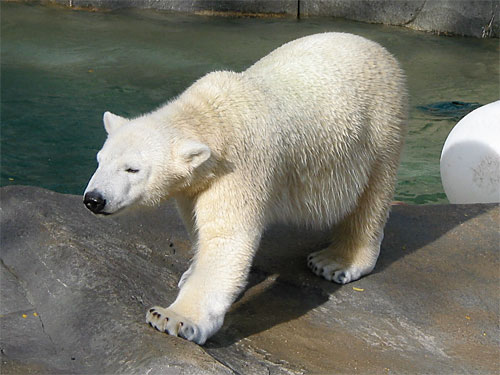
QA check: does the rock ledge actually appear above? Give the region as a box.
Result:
[1,186,498,374]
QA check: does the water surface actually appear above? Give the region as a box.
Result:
[1,3,499,203]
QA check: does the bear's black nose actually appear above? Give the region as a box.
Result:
[83,191,106,214]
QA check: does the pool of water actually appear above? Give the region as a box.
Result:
[1,3,499,204]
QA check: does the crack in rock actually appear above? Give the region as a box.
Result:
[202,349,241,375]
[36,312,58,355]
[0,258,58,355]
[403,0,427,26]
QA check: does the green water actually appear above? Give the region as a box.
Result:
[1,3,499,204]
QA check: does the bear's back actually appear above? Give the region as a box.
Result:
[238,32,407,166]
[243,33,406,136]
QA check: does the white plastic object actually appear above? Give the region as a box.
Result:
[440,100,500,204]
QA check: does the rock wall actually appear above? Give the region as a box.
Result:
[45,0,499,37]
[302,0,499,37]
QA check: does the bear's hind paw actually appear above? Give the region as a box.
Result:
[307,250,365,284]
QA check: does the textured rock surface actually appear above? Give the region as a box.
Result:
[301,0,499,37]
[46,0,499,37]
[1,186,499,374]
[55,0,299,16]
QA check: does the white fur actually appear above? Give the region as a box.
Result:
[85,33,407,345]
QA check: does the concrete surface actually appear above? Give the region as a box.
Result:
[42,0,499,37]
[1,185,499,374]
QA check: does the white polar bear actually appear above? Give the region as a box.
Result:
[84,33,407,345]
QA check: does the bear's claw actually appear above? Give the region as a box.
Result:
[307,249,363,284]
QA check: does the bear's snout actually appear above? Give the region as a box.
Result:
[84,191,106,214]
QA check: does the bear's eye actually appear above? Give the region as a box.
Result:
[125,168,140,173]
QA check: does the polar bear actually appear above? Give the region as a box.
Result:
[84,33,407,345]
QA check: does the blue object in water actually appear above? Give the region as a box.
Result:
[417,101,482,121]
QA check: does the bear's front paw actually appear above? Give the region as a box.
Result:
[146,306,207,345]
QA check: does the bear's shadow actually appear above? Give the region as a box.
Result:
[205,204,491,348]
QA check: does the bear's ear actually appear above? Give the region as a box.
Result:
[178,139,211,170]
[103,111,127,135]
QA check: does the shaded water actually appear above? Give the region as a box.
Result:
[1,3,499,204]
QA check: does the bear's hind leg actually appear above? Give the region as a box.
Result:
[307,157,397,284]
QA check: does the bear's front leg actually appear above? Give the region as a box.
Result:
[146,210,262,345]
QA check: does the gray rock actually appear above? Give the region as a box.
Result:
[1,186,499,374]
[301,0,426,25]
[50,0,499,37]
[410,0,499,37]
[67,0,298,16]
[301,0,499,37]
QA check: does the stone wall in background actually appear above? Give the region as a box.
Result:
[302,0,499,37]
[39,0,500,37]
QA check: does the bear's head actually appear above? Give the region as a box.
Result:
[83,111,211,215]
